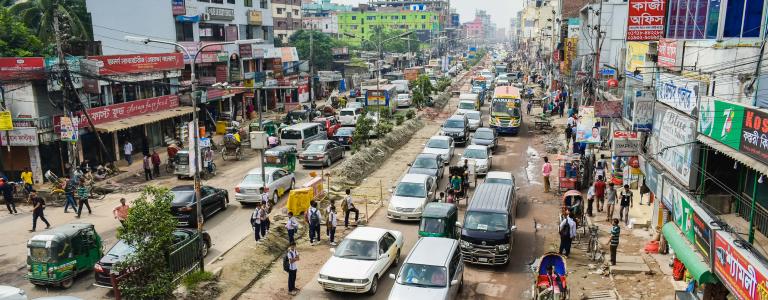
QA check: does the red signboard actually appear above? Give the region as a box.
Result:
[172,0,185,15]
[613,130,639,139]
[658,39,678,68]
[54,95,180,129]
[713,231,768,300]
[626,0,667,41]
[0,57,45,80]
[88,53,184,75]
[740,107,768,165]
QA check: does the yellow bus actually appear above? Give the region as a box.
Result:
[490,86,523,135]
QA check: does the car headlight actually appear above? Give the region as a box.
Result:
[460,240,472,249]
[498,244,510,252]
[319,274,329,280]
[388,203,396,211]
[353,278,370,284]
[414,206,423,213]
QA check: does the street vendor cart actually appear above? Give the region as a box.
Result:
[556,154,583,193]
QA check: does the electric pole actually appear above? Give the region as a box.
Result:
[593,0,603,81]
[309,26,314,106]
[52,3,78,178]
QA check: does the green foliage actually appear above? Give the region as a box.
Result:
[405,109,416,120]
[360,26,419,53]
[0,8,44,57]
[288,29,346,70]
[375,120,393,137]
[352,111,373,151]
[182,271,215,289]
[436,78,451,92]
[395,114,405,125]
[376,106,392,120]
[116,186,178,300]
[10,0,91,44]
[411,75,433,108]
[412,90,425,109]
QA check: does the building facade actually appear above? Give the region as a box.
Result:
[302,15,338,34]
[337,10,440,46]
[272,0,303,42]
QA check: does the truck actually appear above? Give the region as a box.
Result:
[363,84,398,113]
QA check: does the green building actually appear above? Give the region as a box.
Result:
[337,11,441,46]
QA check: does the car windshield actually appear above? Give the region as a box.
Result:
[107,240,136,258]
[29,247,52,262]
[281,129,302,140]
[459,102,475,109]
[444,119,464,128]
[464,212,508,232]
[305,143,326,152]
[334,239,378,260]
[176,154,189,164]
[491,100,522,118]
[420,217,446,234]
[395,182,427,198]
[336,128,354,136]
[463,148,488,159]
[241,174,267,185]
[397,263,448,287]
[171,190,195,205]
[426,139,449,149]
[486,178,513,185]
[340,110,354,116]
[465,112,480,120]
[474,131,494,139]
[412,157,437,169]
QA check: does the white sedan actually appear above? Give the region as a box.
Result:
[318,227,404,294]
[396,93,412,107]
[234,167,295,205]
[422,136,455,165]
[461,145,492,176]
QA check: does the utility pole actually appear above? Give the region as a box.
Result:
[52,2,78,178]
[593,0,603,81]
[309,26,315,106]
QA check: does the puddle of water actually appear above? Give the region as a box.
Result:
[525,146,541,185]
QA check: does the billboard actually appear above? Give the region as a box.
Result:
[88,53,184,75]
[0,57,45,80]
[649,105,697,187]
[626,0,667,41]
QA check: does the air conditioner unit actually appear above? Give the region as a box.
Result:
[201,13,211,21]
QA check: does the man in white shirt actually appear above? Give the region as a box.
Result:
[328,205,338,246]
[123,141,133,165]
[343,189,359,228]
[250,202,263,242]
[285,211,299,244]
[287,242,300,295]
[558,210,577,257]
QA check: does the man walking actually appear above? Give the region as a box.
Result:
[586,184,595,217]
[594,176,606,212]
[75,181,92,218]
[526,100,533,115]
[307,201,322,245]
[113,198,129,225]
[250,202,264,242]
[343,189,359,228]
[559,210,576,257]
[605,183,617,221]
[328,205,338,246]
[20,168,34,192]
[285,211,299,244]
[123,141,133,165]
[619,184,633,225]
[63,179,77,213]
[143,155,153,181]
[1,179,17,214]
[286,242,300,295]
[29,190,50,232]
[151,150,161,177]
[610,218,620,265]
[542,157,553,193]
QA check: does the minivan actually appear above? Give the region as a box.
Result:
[388,237,464,300]
[458,183,517,265]
[280,123,325,150]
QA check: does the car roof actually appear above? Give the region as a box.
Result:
[406,237,458,266]
[486,171,513,180]
[340,107,356,111]
[428,135,451,141]
[400,173,431,183]
[30,223,95,243]
[476,128,494,133]
[468,183,513,213]
[466,144,488,151]
[308,139,332,145]
[346,227,390,241]
[447,115,465,120]
[422,203,457,218]
[416,153,440,159]
[246,167,281,174]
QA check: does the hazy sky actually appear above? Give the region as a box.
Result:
[331,0,524,29]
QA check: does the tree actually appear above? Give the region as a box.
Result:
[116,186,178,299]
[0,8,44,57]
[10,0,91,44]
[352,111,373,151]
[288,29,343,71]
[411,75,433,108]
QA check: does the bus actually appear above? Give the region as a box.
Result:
[490,86,523,135]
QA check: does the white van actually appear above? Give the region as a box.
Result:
[280,123,324,150]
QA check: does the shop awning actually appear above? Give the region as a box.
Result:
[662,222,719,284]
[698,135,768,176]
[94,106,195,133]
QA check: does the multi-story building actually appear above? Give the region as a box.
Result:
[302,0,352,17]
[273,0,303,42]
[367,0,450,30]
[337,9,441,46]
[302,15,338,34]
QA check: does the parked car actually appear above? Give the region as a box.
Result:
[461,145,492,176]
[346,101,365,109]
[339,107,364,126]
[396,93,413,107]
[459,183,517,265]
[234,167,295,205]
[485,171,514,186]
[313,116,341,138]
[94,229,211,289]
[170,185,229,226]
[387,174,437,221]
[439,115,469,146]
[318,227,404,294]
[471,128,498,150]
[333,127,355,149]
[299,140,345,167]
[456,100,476,114]
[422,136,455,165]
[463,110,482,131]
[407,153,444,181]
[0,286,27,300]
[388,237,464,300]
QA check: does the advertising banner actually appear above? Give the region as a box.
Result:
[625,42,649,80]
[280,47,299,62]
[595,101,623,118]
[59,116,78,142]
[562,38,577,75]
[0,128,39,146]
[663,179,694,240]
[172,0,185,15]
[692,204,715,263]
[699,97,744,150]
[713,231,768,300]
[612,130,641,156]
[0,111,12,130]
[45,57,83,91]
[626,0,667,41]
[206,7,234,20]
[658,39,681,68]
[54,95,179,129]
[634,92,655,131]
[656,73,701,116]
[89,53,184,75]
[740,107,768,165]
[575,107,601,144]
[0,57,45,80]
[649,105,697,187]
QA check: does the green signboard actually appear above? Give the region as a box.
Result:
[698,98,744,150]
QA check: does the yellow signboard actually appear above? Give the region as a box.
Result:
[562,38,578,75]
[625,42,649,77]
[0,111,12,131]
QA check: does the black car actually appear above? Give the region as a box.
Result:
[94,229,211,288]
[170,185,229,227]
[333,127,355,149]
[441,115,469,145]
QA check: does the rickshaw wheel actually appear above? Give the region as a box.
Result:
[220,150,227,161]
[60,277,74,289]
[237,149,243,161]
[531,284,538,300]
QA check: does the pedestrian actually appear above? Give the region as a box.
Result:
[285,211,299,244]
[526,100,533,115]
[610,218,620,265]
[558,210,576,257]
[343,189,359,228]
[29,190,50,232]
[63,179,77,213]
[20,168,34,192]
[250,202,263,242]
[75,181,92,218]
[307,201,322,245]
[619,184,633,225]
[143,155,153,181]
[605,183,617,221]
[328,205,338,246]
[639,181,650,205]
[594,176,606,212]
[595,161,606,183]
[286,242,300,295]
[113,198,129,225]
[567,114,576,128]
[542,156,552,193]
[559,101,565,118]
[262,200,271,235]
[205,147,215,174]
[123,140,133,165]
[586,184,595,217]
[565,124,572,143]
[151,150,161,177]
[1,179,17,214]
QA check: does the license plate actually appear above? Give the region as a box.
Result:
[478,257,488,263]
[309,156,316,159]
[338,138,344,142]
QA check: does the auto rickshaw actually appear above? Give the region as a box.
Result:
[250,120,279,137]
[264,145,298,172]
[418,203,459,239]
[174,146,217,179]
[27,223,103,288]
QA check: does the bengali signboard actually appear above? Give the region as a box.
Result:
[247,10,262,25]
[88,53,184,75]
[612,130,640,156]
[626,0,667,41]
[740,107,768,165]
[699,97,744,150]
[54,95,180,129]
[172,0,185,15]
[634,91,655,131]
[575,107,601,144]
[713,231,768,300]
[649,106,697,187]
[656,73,701,116]
[206,7,234,20]
[692,204,715,263]
[562,38,577,75]
[595,101,623,118]
[658,39,681,68]
[625,42,649,80]
[0,111,12,130]
[0,128,39,146]
[0,57,45,80]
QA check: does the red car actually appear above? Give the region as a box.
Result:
[313,116,341,138]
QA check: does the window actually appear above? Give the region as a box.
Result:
[421,15,426,19]
[367,16,375,20]
[422,24,426,29]
[293,9,298,15]
[402,15,406,19]
[199,23,226,41]
[260,0,267,8]
[448,250,460,278]
[287,12,292,18]
[351,15,356,20]
[227,0,235,3]
[244,0,251,6]
[667,0,764,38]
[175,21,194,42]
[277,7,284,14]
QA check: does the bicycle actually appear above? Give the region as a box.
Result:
[165,158,176,174]
[587,225,602,262]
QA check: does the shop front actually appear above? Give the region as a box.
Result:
[0,127,43,183]
[713,230,768,300]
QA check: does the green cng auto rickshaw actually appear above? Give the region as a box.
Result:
[250,120,279,137]
[419,203,459,238]
[27,223,103,288]
[264,145,297,172]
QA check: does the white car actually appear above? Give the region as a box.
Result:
[396,93,412,107]
[485,171,515,186]
[234,167,295,204]
[456,100,476,115]
[422,136,455,165]
[461,145,492,176]
[318,227,404,294]
[339,107,364,126]
[463,110,482,131]
[0,286,27,300]
[387,174,437,221]
[388,237,463,300]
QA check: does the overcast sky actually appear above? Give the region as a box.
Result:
[331,0,524,30]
